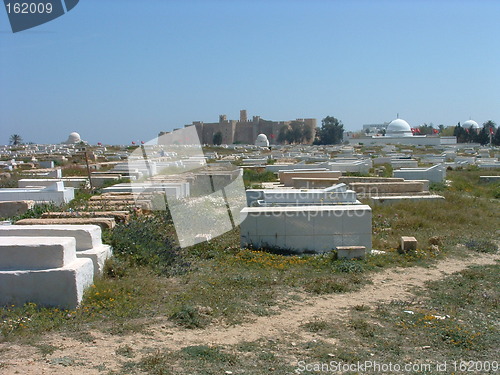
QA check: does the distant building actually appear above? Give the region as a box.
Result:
[255,133,270,147]
[462,120,480,133]
[385,119,414,137]
[64,132,82,144]
[362,122,389,135]
[350,118,457,146]
[159,110,316,145]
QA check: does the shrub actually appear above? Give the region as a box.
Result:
[335,260,365,274]
[110,211,188,275]
[464,239,498,254]
[304,277,349,294]
[12,203,58,221]
[181,345,235,363]
[103,257,127,278]
[494,186,500,199]
[170,305,211,329]
[243,169,276,188]
[430,182,447,191]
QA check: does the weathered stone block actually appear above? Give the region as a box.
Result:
[336,246,366,260]
[399,236,417,253]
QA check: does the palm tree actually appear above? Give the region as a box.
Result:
[9,134,23,146]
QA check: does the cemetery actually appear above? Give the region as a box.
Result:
[0,140,499,374]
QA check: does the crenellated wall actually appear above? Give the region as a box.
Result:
[159,111,317,145]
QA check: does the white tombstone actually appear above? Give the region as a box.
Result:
[0,237,94,309]
[0,225,112,277]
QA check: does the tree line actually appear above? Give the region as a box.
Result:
[453,120,500,145]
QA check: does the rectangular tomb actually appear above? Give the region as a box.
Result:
[240,205,372,254]
[0,236,77,270]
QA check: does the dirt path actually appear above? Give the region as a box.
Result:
[1,253,498,374]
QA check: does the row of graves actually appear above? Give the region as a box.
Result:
[0,150,243,309]
[1,141,498,310]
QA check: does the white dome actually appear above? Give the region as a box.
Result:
[386,119,413,137]
[255,133,269,147]
[66,132,81,144]
[462,120,479,129]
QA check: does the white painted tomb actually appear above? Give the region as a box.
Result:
[18,178,89,189]
[246,184,359,207]
[0,182,74,204]
[393,164,446,183]
[240,205,372,253]
[0,236,94,309]
[0,225,112,277]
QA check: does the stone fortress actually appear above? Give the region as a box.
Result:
[159,110,317,146]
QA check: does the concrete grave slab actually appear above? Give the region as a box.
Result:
[0,236,77,270]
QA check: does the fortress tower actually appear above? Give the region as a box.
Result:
[159,110,316,145]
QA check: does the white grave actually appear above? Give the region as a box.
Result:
[240,205,372,254]
[0,182,74,204]
[0,237,94,309]
[0,225,112,277]
[393,164,446,183]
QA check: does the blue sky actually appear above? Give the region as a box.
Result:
[1,0,499,145]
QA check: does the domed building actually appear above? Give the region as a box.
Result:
[255,133,270,147]
[462,120,480,130]
[64,132,82,144]
[386,118,413,137]
[350,115,457,146]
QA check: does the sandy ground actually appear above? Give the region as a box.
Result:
[1,252,498,374]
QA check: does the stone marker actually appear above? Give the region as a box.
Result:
[0,237,94,309]
[399,236,417,253]
[336,246,366,260]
